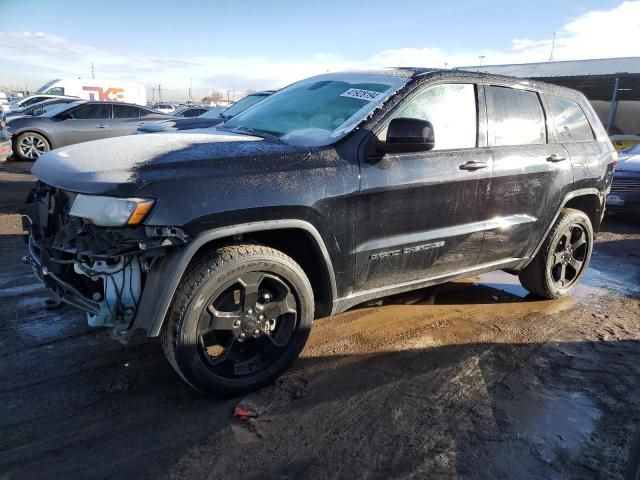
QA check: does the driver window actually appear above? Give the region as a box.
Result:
[385,83,477,150]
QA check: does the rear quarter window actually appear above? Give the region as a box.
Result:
[547,95,594,142]
[486,86,546,147]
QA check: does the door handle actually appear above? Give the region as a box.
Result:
[96,124,106,129]
[547,153,566,162]
[459,161,488,171]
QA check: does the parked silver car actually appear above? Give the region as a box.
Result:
[6,101,169,160]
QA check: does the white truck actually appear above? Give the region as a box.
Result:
[34,78,147,106]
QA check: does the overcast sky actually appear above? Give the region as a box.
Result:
[0,0,639,100]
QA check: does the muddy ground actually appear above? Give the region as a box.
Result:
[1,159,639,480]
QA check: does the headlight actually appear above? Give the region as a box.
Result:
[69,194,154,226]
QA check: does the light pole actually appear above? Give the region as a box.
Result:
[606,78,632,134]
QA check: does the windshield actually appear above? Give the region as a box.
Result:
[220,94,269,119]
[36,79,61,94]
[624,143,640,155]
[223,73,408,147]
[198,106,227,119]
[17,99,64,114]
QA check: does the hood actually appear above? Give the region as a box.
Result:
[616,153,640,173]
[139,117,224,133]
[32,129,308,195]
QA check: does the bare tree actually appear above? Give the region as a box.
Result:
[201,91,223,104]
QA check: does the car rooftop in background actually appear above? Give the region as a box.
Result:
[3,94,80,113]
[138,90,275,133]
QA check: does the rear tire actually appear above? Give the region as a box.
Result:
[161,244,314,396]
[519,208,593,299]
[14,132,50,161]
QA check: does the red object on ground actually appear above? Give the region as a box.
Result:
[233,406,257,418]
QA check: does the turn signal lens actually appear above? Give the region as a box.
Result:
[127,200,155,225]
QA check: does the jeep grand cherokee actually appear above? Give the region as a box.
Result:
[24,69,616,395]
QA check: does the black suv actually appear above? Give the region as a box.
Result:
[25,69,616,395]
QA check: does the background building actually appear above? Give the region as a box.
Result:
[462,57,640,149]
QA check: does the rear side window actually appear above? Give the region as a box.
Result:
[68,104,110,119]
[113,105,140,118]
[486,86,546,146]
[47,87,64,95]
[547,95,594,142]
[391,83,477,150]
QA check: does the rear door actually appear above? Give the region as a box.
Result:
[110,105,168,137]
[478,85,573,265]
[544,94,602,193]
[53,103,111,147]
[110,104,143,138]
[356,82,491,291]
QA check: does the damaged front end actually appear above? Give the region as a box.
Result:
[23,182,189,341]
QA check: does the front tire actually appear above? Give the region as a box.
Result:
[14,132,50,161]
[519,208,593,299]
[161,244,314,396]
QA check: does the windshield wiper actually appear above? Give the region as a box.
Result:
[225,126,284,143]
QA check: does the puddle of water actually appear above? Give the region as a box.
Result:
[16,312,75,340]
[16,294,51,312]
[499,390,601,462]
[471,264,638,304]
[470,271,530,299]
[581,264,640,298]
[0,282,46,299]
[0,270,33,287]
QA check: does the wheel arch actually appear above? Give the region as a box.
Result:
[12,129,53,152]
[564,194,603,233]
[132,219,337,338]
[518,188,604,270]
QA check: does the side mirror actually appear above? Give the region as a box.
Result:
[381,117,435,154]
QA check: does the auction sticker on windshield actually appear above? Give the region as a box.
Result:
[340,88,382,101]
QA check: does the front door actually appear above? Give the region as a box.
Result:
[53,103,111,148]
[355,82,491,291]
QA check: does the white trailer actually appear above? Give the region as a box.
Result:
[35,78,147,106]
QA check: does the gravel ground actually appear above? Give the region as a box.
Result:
[0,159,639,480]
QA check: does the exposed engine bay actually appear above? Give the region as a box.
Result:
[23,182,189,339]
